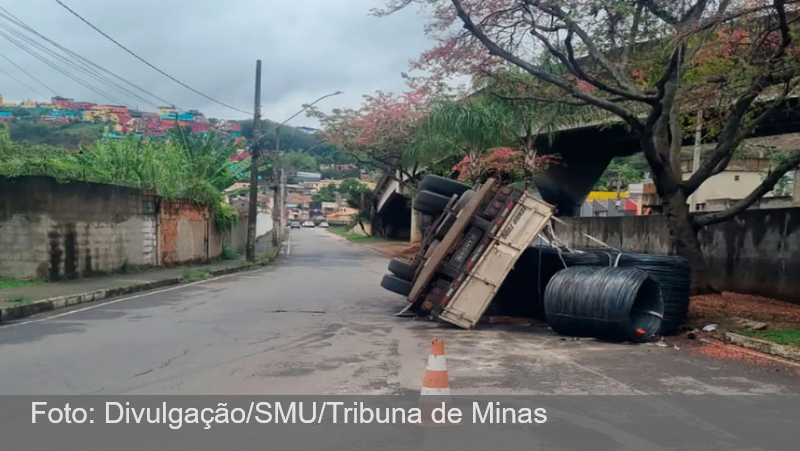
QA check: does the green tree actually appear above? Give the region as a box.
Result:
[280,150,318,173]
[321,168,343,180]
[312,183,338,202]
[382,0,800,293]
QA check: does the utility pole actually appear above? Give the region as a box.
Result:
[272,130,281,247]
[245,60,262,262]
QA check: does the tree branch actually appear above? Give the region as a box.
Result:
[452,0,644,130]
[526,0,648,99]
[622,2,644,69]
[683,0,796,195]
[641,0,679,25]
[694,151,800,228]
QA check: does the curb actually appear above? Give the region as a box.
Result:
[0,255,280,324]
[725,332,800,362]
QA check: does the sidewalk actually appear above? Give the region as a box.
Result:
[0,245,279,323]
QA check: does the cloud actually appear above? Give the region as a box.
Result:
[0,0,435,126]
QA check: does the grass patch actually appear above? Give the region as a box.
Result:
[1,296,30,304]
[181,269,212,283]
[327,227,392,243]
[0,278,42,290]
[739,328,800,348]
[222,247,241,260]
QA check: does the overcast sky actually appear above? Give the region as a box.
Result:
[0,0,435,126]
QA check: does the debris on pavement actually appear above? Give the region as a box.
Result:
[703,324,718,332]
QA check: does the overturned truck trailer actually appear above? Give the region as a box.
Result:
[380,176,554,329]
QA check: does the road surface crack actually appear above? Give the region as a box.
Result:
[131,348,190,379]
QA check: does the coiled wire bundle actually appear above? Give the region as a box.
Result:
[544,266,664,342]
[616,253,691,336]
[492,246,618,319]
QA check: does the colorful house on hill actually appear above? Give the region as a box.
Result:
[68,101,96,111]
[20,100,37,109]
[0,111,12,122]
[157,106,178,117]
[159,111,194,122]
[52,96,74,108]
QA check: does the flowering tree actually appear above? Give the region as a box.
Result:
[307,82,433,184]
[378,0,800,292]
[452,146,559,183]
[415,96,564,184]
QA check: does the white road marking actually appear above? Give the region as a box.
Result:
[1,272,246,329]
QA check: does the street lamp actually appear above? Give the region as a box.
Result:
[245,90,343,261]
[254,91,343,148]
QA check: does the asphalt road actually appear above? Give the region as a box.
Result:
[0,229,798,395]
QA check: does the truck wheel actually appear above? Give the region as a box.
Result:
[413,190,450,216]
[419,175,471,198]
[380,274,412,296]
[388,258,415,281]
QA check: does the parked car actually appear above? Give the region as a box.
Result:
[302,221,315,228]
[289,221,302,229]
[318,221,330,228]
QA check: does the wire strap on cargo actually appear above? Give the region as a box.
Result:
[550,216,620,252]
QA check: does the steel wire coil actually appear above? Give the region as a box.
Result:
[616,253,691,336]
[492,246,616,319]
[544,266,664,342]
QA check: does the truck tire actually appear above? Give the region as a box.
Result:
[419,175,471,198]
[413,190,450,216]
[388,258,415,281]
[380,274,412,296]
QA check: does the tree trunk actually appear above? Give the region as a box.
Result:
[661,190,716,295]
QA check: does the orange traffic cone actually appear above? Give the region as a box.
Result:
[417,338,459,427]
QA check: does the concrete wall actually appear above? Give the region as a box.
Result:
[224,212,271,254]
[158,199,212,265]
[0,176,227,280]
[553,208,800,303]
[0,176,158,280]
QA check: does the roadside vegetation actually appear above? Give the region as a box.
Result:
[181,269,212,283]
[740,329,800,348]
[0,124,245,232]
[327,227,390,243]
[0,278,42,290]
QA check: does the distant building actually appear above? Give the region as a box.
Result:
[52,96,74,108]
[296,172,322,183]
[319,163,355,171]
[157,106,178,117]
[297,126,317,134]
[0,111,12,122]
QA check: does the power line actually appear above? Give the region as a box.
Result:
[0,64,49,99]
[0,26,128,106]
[0,7,176,109]
[0,14,153,108]
[54,0,252,115]
[0,51,59,96]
